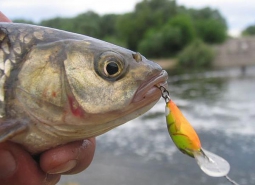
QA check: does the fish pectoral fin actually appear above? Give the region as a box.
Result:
[0,120,28,142]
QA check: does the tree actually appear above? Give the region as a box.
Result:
[138,14,196,57]
[99,14,119,39]
[33,1,228,60]
[242,25,255,36]
[71,11,101,38]
[13,19,35,24]
[195,19,227,44]
[40,11,101,38]
[116,0,177,50]
[178,39,215,68]
[40,17,71,30]
[186,7,228,44]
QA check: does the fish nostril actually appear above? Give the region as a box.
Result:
[132,52,142,63]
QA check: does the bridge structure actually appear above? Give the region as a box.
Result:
[213,36,255,68]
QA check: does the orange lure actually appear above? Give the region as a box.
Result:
[165,99,201,157]
[161,87,232,179]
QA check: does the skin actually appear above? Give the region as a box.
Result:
[0,11,96,185]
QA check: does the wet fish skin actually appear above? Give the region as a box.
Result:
[0,23,167,154]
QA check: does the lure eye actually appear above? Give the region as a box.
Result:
[104,60,120,77]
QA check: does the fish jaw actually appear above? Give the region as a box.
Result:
[132,70,168,103]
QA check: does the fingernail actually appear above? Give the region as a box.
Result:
[47,160,77,174]
[44,174,61,185]
[0,150,16,178]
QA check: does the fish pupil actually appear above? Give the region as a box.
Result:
[106,62,119,75]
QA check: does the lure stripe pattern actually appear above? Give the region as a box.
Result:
[165,99,201,157]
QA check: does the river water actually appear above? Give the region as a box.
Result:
[59,66,255,185]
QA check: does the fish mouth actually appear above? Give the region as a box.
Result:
[132,70,168,103]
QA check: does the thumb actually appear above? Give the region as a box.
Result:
[0,141,60,185]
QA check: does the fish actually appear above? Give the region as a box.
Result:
[0,23,168,154]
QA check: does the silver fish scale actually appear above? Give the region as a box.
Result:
[0,25,44,118]
[0,23,94,118]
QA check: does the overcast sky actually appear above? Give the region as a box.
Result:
[1,0,255,36]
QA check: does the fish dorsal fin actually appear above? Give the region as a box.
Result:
[0,120,28,142]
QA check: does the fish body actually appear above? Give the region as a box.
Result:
[165,99,201,157]
[0,23,168,154]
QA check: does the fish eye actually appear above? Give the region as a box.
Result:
[95,51,126,81]
[104,60,120,77]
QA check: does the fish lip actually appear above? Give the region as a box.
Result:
[132,70,168,103]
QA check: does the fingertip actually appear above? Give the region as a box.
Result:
[41,138,96,175]
[0,11,12,22]
[44,174,61,185]
[68,138,96,174]
[0,149,16,179]
[47,160,77,174]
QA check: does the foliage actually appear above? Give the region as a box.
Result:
[116,13,137,49]
[100,14,119,39]
[103,36,127,48]
[13,0,228,61]
[138,14,196,57]
[72,12,101,38]
[178,39,215,68]
[186,7,228,44]
[116,0,177,50]
[166,14,196,49]
[13,19,35,24]
[40,17,72,31]
[194,19,227,44]
[242,25,255,36]
[41,11,101,38]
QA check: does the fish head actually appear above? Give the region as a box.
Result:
[15,37,168,140]
[63,39,168,131]
[64,39,167,113]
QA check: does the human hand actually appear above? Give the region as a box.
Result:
[0,11,96,185]
[0,139,96,185]
[0,11,11,22]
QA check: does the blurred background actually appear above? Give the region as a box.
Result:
[2,0,255,184]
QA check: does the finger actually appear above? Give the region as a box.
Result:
[0,12,12,22]
[40,138,96,175]
[0,141,60,185]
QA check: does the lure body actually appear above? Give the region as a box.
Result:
[160,85,231,178]
[164,98,231,178]
[165,99,201,157]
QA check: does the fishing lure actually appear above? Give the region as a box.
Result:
[159,86,239,184]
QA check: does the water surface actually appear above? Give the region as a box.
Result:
[59,66,255,185]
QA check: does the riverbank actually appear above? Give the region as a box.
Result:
[153,58,177,70]
[154,36,255,71]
